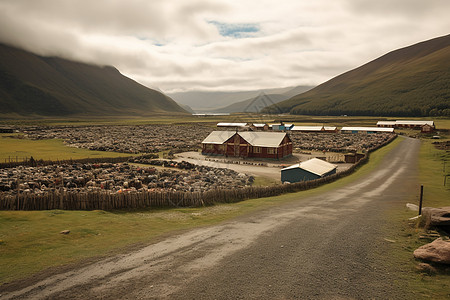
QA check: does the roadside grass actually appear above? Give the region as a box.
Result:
[251,175,279,186]
[0,133,135,161]
[381,137,450,299]
[0,136,401,284]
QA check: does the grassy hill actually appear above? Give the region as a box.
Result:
[265,34,450,117]
[0,43,187,117]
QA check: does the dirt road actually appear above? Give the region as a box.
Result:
[1,137,420,299]
[175,151,352,181]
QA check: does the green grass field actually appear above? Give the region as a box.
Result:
[0,137,401,284]
[0,133,134,162]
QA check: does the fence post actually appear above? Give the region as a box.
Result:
[418,185,423,215]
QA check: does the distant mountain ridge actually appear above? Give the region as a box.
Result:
[211,86,313,113]
[0,43,187,117]
[265,34,450,117]
[169,86,313,112]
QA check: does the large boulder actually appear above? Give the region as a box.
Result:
[414,238,450,265]
[420,206,450,232]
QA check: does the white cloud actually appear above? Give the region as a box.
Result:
[0,0,449,93]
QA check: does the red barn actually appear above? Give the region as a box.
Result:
[202,131,292,159]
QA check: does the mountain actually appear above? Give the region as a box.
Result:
[0,43,187,117]
[212,86,313,113]
[179,103,195,114]
[168,86,312,112]
[265,34,450,117]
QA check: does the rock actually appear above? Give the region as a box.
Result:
[414,238,450,265]
[420,207,450,232]
[60,230,70,234]
[406,203,419,211]
[416,262,437,275]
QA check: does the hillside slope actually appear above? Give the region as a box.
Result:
[266,34,450,117]
[0,43,187,117]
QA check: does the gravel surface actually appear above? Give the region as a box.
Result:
[175,152,353,181]
[0,136,419,300]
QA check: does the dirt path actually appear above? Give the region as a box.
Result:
[175,151,352,181]
[1,137,420,299]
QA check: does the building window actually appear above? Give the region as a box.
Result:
[206,144,213,150]
[253,146,261,153]
[267,148,275,154]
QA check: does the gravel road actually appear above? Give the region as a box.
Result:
[1,136,419,299]
[175,152,352,181]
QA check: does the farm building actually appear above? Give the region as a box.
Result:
[270,123,285,131]
[395,120,435,129]
[270,123,294,131]
[281,158,337,183]
[421,124,434,133]
[202,131,293,159]
[284,124,294,130]
[376,121,397,127]
[217,122,249,129]
[324,126,338,133]
[291,126,338,133]
[250,123,269,131]
[341,127,395,134]
[291,126,324,132]
[376,120,435,131]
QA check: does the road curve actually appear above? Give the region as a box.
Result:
[1,136,420,299]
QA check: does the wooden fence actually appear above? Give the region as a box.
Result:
[0,156,131,169]
[0,135,396,211]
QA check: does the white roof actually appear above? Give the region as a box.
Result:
[217,122,248,127]
[341,127,394,132]
[239,131,287,148]
[324,126,337,131]
[395,120,434,126]
[252,123,267,127]
[282,158,337,176]
[291,126,324,131]
[284,123,294,128]
[376,121,396,125]
[202,131,287,147]
[202,131,236,144]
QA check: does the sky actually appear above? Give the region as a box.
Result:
[0,0,449,93]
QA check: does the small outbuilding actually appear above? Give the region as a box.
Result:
[281,158,337,183]
[284,124,294,130]
[217,122,249,129]
[341,127,394,134]
[291,126,325,132]
[270,124,285,131]
[421,124,435,133]
[376,121,397,127]
[251,123,269,131]
[395,120,435,129]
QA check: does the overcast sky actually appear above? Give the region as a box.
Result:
[0,0,449,93]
